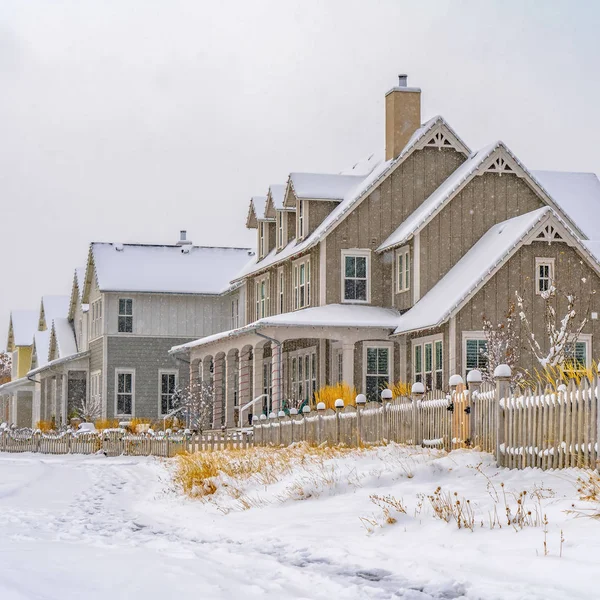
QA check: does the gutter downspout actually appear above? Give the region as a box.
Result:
[255,331,283,413]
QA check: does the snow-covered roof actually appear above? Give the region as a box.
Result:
[88,243,254,296]
[393,208,565,335]
[378,142,587,253]
[75,268,86,300]
[339,152,383,176]
[68,267,87,321]
[41,295,70,326]
[51,318,78,358]
[234,116,468,282]
[26,351,90,378]
[532,171,600,241]
[269,185,286,210]
[584,240,600,262]
[171,304,401,354]
[289,173,366,201]
[9,310,38,347]
[33,330,51,369]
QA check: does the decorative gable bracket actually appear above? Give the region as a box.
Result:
[423,131,456,150]
[524,216,572,247]
[414,120,470,156]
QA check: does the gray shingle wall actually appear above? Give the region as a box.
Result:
[105,336,191,420]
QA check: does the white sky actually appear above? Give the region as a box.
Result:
[1,0,599,350]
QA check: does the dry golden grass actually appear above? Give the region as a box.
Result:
[173,443,358,500]
[520,360,599,391]
[390,380,412,398]
[94,419,120,431]
[36,420,53,433]
[314,383,358,409]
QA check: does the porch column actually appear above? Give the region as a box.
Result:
[253,345,265,415]
[61,374,68,427]
[238,347,253,425]
[342,342,355,389]
[212,354,225,428]
[271,342,282,413]
[225,351,238,428]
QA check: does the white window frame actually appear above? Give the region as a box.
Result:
[462,331,488,379]
[255,275,270,320]
[114,369,135,417]
[412,334,444,391]
[277,266,285,314]
[289,346,317,405]
[118,298,133,333]
[535,257,555,295]
[259,222,267,259]
[231,297,239,329]
[90,370,102,411]
[158,369,179,416]
[277,211,287,250]
[297,200,307,241]
[396,246,410,293]
[564,333,592,370]
[90,298,103,340]
[341,249,371,304]
[293,257,311,310]
[363,342,394,402]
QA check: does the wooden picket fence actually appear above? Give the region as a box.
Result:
[252,372,600,472]
[0,428,252,457]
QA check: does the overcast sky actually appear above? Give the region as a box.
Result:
[1,0,599,350]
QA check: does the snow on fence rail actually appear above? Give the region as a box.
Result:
[252,368,600,472]
[0,428,253,457]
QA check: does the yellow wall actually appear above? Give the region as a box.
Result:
[16,346,33,379]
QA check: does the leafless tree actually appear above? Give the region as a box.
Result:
[481,303,521,384]
[173,378,214,432]
[516,286,592,368]
[76,395,102,423]
[0,352,11,385]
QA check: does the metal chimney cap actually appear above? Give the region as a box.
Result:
[398,74,408,87]
[176,229,192,246]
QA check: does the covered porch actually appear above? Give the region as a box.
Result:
[171,305,401,429]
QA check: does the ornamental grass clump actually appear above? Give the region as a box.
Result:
[313,383,358,409]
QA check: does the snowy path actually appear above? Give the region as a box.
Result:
[0,450,597,599]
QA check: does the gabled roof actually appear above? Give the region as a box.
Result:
[234,116,470,282]
[378,141,586,253]
[50,318,78,359]
[532,171,600,241]
[339,152,384,176]
[264,184,289,219]
[83,243,254,300]
[33,330,51,369]
[246,196,270,228]
[170,304,401,354]
[393,207,599,336]
[287,173,366,202]
[40,295,70,330]
[68,267,87,321]
[8,310,38,348]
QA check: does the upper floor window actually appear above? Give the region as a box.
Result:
[535,258,554,295]
[118,299,133,333]
[231,297,239,329]
[255,277,270,320]
[91,299,103,339]
[259,222,267,258]
[297,200,306,240]
[293,258,311,309]
[278,267,285,314]
[396,246,410,293]
[342,250,370,303]
[277,212,285,249]
[413,336,443,391]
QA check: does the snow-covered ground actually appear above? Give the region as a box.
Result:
[0,446,598,599]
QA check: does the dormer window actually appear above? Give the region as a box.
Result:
[297,201,306,240]
[396,246,410,293]
[277,212,284,249]
[259,222,267,258]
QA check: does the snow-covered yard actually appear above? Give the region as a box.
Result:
[0,446,598,599]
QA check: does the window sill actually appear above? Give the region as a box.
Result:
[341,299,370,305]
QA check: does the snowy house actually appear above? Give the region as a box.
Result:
[171,76,600,426]
[76,233,254,422]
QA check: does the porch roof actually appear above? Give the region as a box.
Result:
[0,377,34,394]
[170,304,400,354]
[27,351,90,378]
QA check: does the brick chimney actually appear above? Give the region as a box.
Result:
[385,74,421,161]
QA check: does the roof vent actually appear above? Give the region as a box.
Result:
[398,74,408,87]
[181,246,191,254]
[114,243,124,252]
[176,230,192,246]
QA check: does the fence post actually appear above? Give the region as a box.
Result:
[449,375,464,451]
[277,410,285,446]
[381,389,393,442]
[317,402,326,445]
[466,369,482,448]
[290,408,298,443]
[259,414,267,447]
[494,364,512,468]
[334,399,344,445]
[411,383,425,446]
[356,394,366,446]
[302,405,310,443]
[66,432,72,454]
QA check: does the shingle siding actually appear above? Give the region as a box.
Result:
[105,336,192,420]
